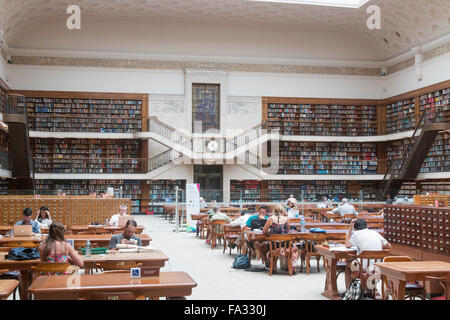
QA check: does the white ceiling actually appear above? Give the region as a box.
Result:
[0,0,449,61]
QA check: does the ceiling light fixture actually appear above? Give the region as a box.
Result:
[246,0,371,8]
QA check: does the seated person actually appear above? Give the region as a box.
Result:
[263,205,289,235]
[317,196,331,209]
[327,198,358,216]
[208,207,231,222]
[109,220,142,249]
[109,204,129,227]
[245,206,268,229]
[229,210,251,248]
[229,210,251,228]
[14,208,41,234]
[244,206,269,264]
[36,206,52,227]
[345,219,391,271]
[39,222,84,268]
[286,198,299,218]
[262,205,299,269]
[199,197,207,209]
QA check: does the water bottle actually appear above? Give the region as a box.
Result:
[300,216,306,233]
[105,218,109,227]
[85,240,91,259]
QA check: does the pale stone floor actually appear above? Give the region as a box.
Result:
[132,215,345,300]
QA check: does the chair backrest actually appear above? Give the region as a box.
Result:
[223,225,241,234]
[99,261,142,271]
[82,291,138,300]
[211,219,228,233]
[267,234,293,256]
[356,250,391,270]
[342,214,357,223]
[31,262,79,275]
[382,256,413,263]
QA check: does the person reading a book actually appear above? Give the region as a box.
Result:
[14,208,41,234]
[40,222,84,268]
[109,204,128,227]
[109,219,142,249]
[327,198,358,216]
[345,219,391,254]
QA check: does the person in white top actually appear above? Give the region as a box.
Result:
[199,197,207,209]
[286,198,299,218]
[345,219,391,271]
[229,210,251,228]
[317,196,331,209]
[109,204,128,227]
[328,198,358,216]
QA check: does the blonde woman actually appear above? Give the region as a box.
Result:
[263,205,299,271]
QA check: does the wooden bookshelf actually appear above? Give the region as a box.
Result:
[230,180,261,202]
[146,180,186,215]
[263,98,378,136]
[31,138,142,174]
[12,91,148,133]
[386,132,449,175]
[34,179,142,213]
[266,180,378,202]
[386,97,417,134]
[420,133,449,173]
[276,141,378,175]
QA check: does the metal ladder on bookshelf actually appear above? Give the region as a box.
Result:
[380,107,450,200]
[2,94,35,191]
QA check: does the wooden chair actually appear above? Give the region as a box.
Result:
[31,262,79,276]
[267,234,294,276]
[425,274,450,300]
[80,291,145,300]
[222,225,241,254]
[381,256,427,300]
[210,220,227,249]
[202,218,211,241]
[77,231,93,235]
[341,214,357,224]
[299,233,326,275]
[349,250,391,298]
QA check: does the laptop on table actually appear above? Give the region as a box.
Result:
[13,225,33,237]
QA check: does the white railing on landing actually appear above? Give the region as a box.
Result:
[148,149,182,172]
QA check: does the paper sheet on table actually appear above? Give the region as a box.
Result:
[329,246,350,252]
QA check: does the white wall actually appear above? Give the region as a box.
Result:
[383,53,450,98]
[11,16,383,62]
[0,54,8,85]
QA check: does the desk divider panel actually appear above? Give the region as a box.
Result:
[0,197,131,226]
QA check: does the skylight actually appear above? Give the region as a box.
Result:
[246,0,371,8]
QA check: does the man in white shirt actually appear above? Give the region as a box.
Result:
[109,204,128,227]
[229,210,251,228]
[345,219,391,255]
[317,196,331,209]
[328,198,358,216]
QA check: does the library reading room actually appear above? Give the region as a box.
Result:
[0,0,449,304]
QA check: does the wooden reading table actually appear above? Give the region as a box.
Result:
[374,261,450,300]
[28,271,197,300]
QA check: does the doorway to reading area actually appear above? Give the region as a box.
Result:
[194,165,223,202]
